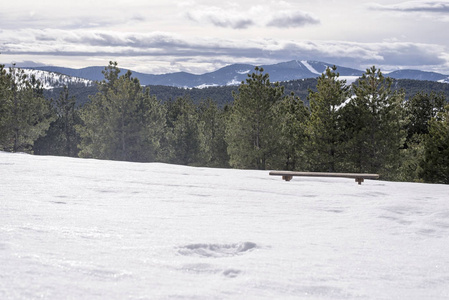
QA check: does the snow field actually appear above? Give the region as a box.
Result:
[1,152,449,299]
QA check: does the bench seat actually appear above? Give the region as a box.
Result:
[269,171,379,185]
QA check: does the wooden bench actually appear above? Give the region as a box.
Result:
[269,171,379,185]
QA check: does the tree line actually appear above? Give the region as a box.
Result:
[1,62,448,184]
[45,77,449,109]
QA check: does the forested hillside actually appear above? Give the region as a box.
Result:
[2,62,448,184]
[44,77,449,108]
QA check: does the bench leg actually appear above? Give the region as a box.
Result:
[282,175,293,182]
[355,178,364,185]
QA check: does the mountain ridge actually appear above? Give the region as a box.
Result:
[25,60,449,88]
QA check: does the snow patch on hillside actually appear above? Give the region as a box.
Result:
[438,77,449,84]
[226,78,241,85]
[340,76,360,84]
[236,70,250,75]
[195,83,219,89]
[301,60,322,75]
[7,68,93,89]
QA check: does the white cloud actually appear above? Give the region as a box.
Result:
[185,6,255,29]
[1,0,449,74]
[267,10,320,28]
[1,28,448,74]
[184,3,319,29]
[0,1,154,30]
[369,1,449,14]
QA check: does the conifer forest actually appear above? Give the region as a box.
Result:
[1,62,448,184]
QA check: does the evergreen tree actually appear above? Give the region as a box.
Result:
[163,96,201,165]
[420,105,449,184]
[197,98,229,168]
[343,66,406,178]
[77,62,165,162]
[306,66,350,172]
[405,91,446,139]
[56,85,80,156]
[0,65,54,153]
[397,91,446,181]
[0,64,10,145]
[34,85,81,157]
[274,92,309,170]
[225,67,284,170]
[397,134,425,182]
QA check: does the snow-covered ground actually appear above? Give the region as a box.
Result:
[1,152,449,300]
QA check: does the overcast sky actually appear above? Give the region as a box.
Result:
[1,0,449,74]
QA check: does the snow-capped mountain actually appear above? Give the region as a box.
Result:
[26,60,449,89]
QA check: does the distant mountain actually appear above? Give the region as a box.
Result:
[29,60,363,88]
[28,60,449,89]
[31,66,106,82]
[387,69,449,82]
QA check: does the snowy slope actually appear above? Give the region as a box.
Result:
[8,69,92,89]
[301,60,321,75]
[1,152,449,300]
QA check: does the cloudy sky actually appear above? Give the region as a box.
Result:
[1,0,449,74]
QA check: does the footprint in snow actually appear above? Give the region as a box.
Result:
[178,242,257,258]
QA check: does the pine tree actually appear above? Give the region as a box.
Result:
[0,64,10,146]
[225,67,284,170]
[274,92,309,170]
[77,62,165,162]
[397,91,446,181]
[420,105,449,184]
[34,85,81,157]
[405,91,446,139]
[344,66,406,178]
[57,86,80,156]
[0,65,54,153]
[197,98,229,168]
[163,96,201,165]
[306,66,350,172]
